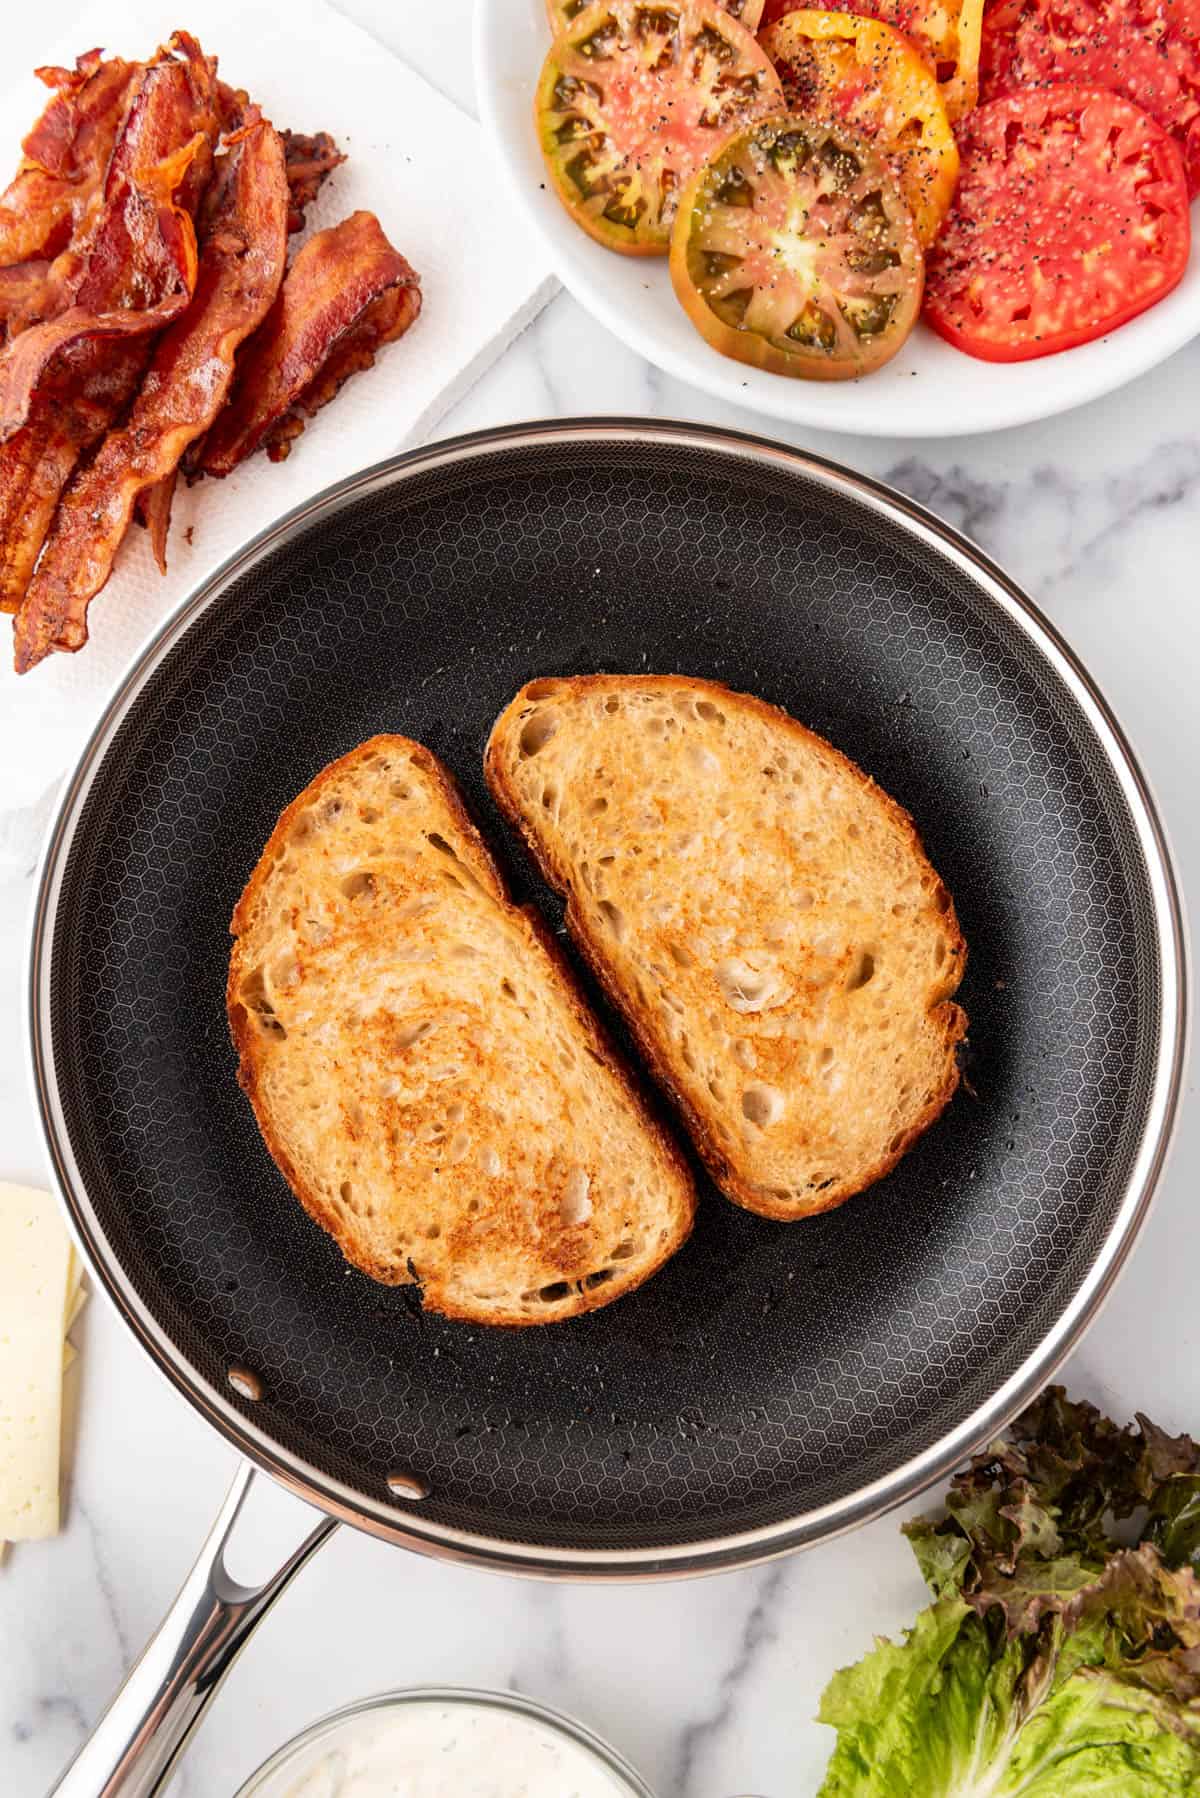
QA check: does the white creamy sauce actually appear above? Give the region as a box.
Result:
[276,1701,638,1798]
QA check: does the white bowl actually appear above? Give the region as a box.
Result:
[474,0,1200,437]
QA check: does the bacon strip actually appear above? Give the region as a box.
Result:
[131,113,343,569]
[0,260,54,333]
[281,130,345,233]
[0,53,135,272]
[0,36,219,619]
[218,86,341,233]
[217,80,250,134]
[264,282,420,462]
[138,468,177,573]
[14,119,288,669]
[0,45,220,438]
[195,210,421,478]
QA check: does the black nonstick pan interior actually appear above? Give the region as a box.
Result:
[37,422,1180,1563]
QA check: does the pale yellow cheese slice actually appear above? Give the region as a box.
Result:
[0,1182,77,1542]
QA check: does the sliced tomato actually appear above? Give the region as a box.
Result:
[761,10,958,242]
[980,0,1200,193]
[760,0,985,119]
[546,0,765,33]
[924,87,1190,362]
[670,114,924,376]
[536,0,784,254]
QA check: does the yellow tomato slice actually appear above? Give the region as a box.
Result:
[760,9,958,243]
[670,113,924,379]
[536,0,784,255]
[890,0,983,120]
[759,0,984,122]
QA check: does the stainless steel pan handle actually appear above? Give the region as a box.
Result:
[50,1461,337,1797]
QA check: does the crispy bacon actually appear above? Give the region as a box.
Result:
[217,79,250,134]
[265,281,420,462]
[0,33,220,435]
[217,86,341,234]
[195,210,420,479]
[14,118,288,668]
[0,35,219,621]
[138,469,177,573]
[281,130,345,233]
[0,259,55,334]
[0,53,135,272]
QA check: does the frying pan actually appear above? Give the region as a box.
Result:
[30,420,1186,1794]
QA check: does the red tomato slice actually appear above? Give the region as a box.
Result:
[980,0,1200,193]
[924,87,1190,362]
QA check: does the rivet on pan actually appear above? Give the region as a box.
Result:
[227,1364,263,1401]
[386,1470,431,1501]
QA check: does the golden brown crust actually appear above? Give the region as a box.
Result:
[730,999,967,1220]
[228,734,695,1323]
[485,675,968,1223]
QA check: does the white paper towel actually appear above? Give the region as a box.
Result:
[0,0,556,850]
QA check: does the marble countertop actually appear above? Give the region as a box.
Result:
[2,3,1199,1794]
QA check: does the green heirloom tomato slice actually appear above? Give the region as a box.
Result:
[545,0,765,35]
[536,0,785,254]
[670,114,923,377]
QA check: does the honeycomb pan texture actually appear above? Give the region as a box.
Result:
[46,430,1166,1554]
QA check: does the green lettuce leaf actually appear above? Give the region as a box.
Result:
[967,1550,1098,1639]
[1146,1476,1200,1575]
[816,1600,1200,1795]
[817,1599,1023,1797]
[904,1518,972,1600]
[817,1391,1200,1794]
[999,1665,1200,1794]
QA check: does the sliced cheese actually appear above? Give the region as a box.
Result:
[0,1182,78,1542]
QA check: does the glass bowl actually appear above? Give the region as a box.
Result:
[234,1685,658,1797]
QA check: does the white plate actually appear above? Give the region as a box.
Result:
[475,0,1200,437]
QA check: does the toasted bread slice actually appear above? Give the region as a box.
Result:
[228,736,695,1323]
[486,677,967,1221]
